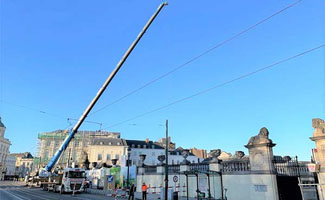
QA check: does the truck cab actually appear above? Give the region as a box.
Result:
[59,168,86,193]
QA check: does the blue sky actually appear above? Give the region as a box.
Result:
[0,0,324,161]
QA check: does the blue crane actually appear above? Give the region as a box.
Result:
[45,2,168,172]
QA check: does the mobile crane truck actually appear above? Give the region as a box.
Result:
[33,1,168,194]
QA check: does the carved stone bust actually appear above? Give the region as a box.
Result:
[139,154,146,167]
[312,118,325,135]
[209,149,221,163]
[247,127,273,146]
[157,155,166,166]
[181,149,191,165]
[234,151,245,159]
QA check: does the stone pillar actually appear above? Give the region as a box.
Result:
[209,149,222,172]
[245,127,279,200]
[310,118,325,200]
[245,128,276,174]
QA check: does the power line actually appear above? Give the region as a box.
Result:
[89,0,302,117]
[0,100,105,127]
[0,100,66,119]
[102,44,324,129]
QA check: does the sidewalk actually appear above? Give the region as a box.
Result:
[86,189,215,200]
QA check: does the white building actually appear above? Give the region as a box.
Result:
[126,140,200,166]
[5,155,16,176]
[0,116,11,180]
[168,149,200,165]
[126,140,165,166]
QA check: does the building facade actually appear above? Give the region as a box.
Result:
[88,137,127,167]
[126,140,201,166]
[37,130,120,167]
[11,152,34,178]
[126,139,165,166]
[5,155,16,177]
[189,148,207,159]
[0,117,11,180]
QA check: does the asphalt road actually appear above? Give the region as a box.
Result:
[0,181,112,200]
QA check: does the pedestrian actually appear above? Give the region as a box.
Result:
[142,182,148,200]
[128,184,136,200]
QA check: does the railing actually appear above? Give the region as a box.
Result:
[273,156,314,177]
[222,160,250,173]
[143,166,157,173]
[168,165,180,173]
[190,163,209,172]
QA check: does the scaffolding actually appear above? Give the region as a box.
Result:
[37,130,120,167]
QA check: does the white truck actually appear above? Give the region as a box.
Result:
[42,168,86,194]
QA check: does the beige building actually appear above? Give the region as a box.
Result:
[88,138,127,167]
[189,148,207,159]
[0,117,11,180]
[11,152,34,178]
[37,130,120,167]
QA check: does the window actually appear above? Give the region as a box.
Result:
[98,154,102,161]
[44,151,49,159]
[55,140,59,146]
[46,140,51,146]
[106,154,111,160]
[68,171,86,178]
[115,155,120,160]
[74,140,79,147]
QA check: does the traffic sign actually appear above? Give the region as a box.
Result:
[108,175,114,183]
[173,175,178,183]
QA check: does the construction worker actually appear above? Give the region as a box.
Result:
[128,184,136,200]
[142,182,148,200]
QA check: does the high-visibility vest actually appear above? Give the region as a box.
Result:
[142,185,147,192]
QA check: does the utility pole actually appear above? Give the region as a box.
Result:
[67,148,71,168]
[165,119,169,200]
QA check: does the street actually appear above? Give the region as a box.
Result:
[0,181,114,200]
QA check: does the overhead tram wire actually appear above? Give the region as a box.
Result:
[89,0,302,117]
[0,100,105,127]
[102,44,324,129]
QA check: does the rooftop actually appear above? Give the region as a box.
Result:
[90,138,126,146]
[126,140,164,149]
